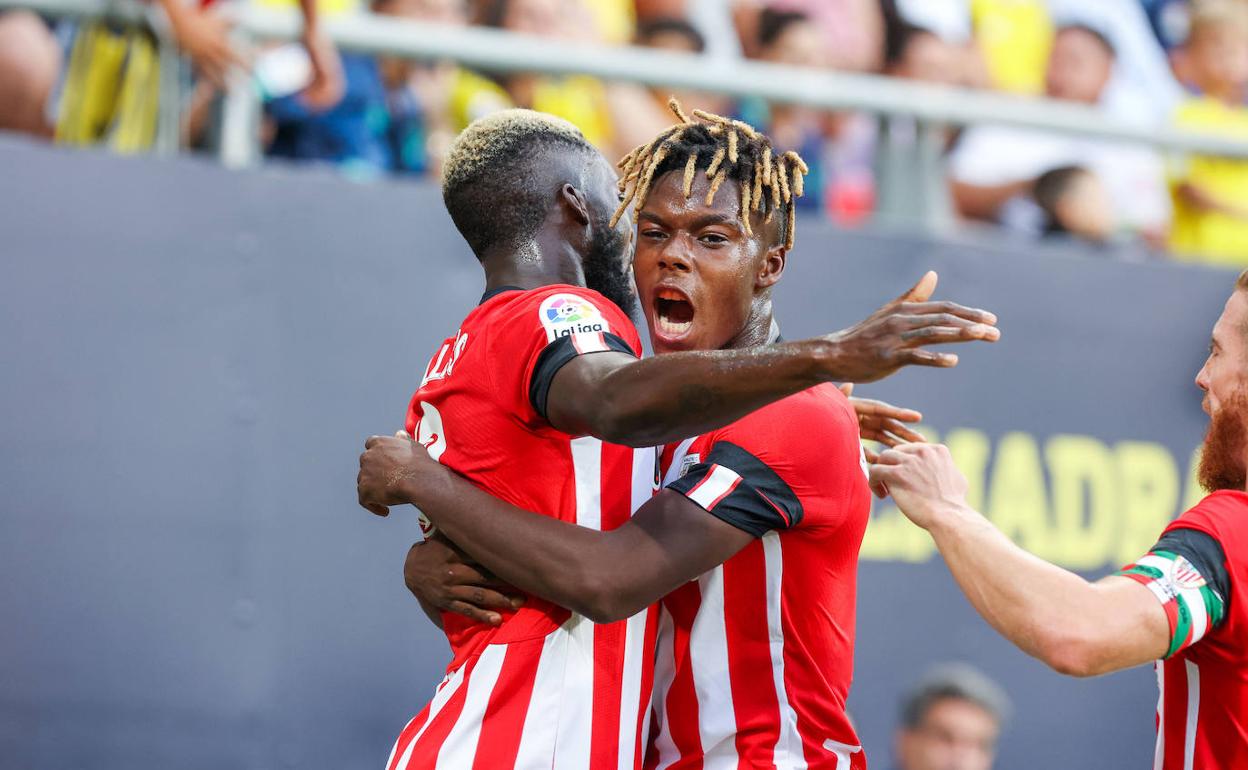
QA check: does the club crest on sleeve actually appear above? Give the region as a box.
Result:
[1170,555,1208,590]
[540,294,610,342]
[679,453,701,478]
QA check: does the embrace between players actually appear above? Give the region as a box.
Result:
[357,102,1248,770]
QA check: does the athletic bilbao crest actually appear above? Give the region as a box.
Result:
[1171,556,1207,590]
[679,453,701,478]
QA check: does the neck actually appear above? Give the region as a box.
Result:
[723,299,778,350]
[480,233,586,293]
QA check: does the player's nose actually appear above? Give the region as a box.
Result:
[657,244,692,273]
[1195,360,1211,393]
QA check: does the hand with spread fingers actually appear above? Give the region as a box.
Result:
[838,383,925,462]
[822,271,1000,383]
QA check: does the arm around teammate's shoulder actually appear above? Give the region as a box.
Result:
[545,272,999,447]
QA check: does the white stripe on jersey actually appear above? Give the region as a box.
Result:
[821,739,863,770]
[553,616,596,768]
[513,631,566,767]
[393,665,467,770]
[1184,660,1200,770]
[634,446,658,511]
[618,608,650,770]
[687,466,742,511]
[1153,662,1165,770]
[650,606,680,770]
[434,645,507,768]
[763,532,806,769]
[691,566,739,768]
[572,437,603,531]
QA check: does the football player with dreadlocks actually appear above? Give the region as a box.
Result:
[359,102,995,768]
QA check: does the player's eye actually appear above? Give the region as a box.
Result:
[699,233,728,246]
[641,229,667,240]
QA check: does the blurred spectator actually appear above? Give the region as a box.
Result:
[369,0,490,175]
[633,0,742,59]
[1168,1,1248,265]
[739,7,878,223]
[892,0,970,44]
[1142,0,1191,52]
[1033,165,1114,243]
[738,0,883,71]
[737,10,830,212]
[0,11,59,139]
[477,0,615,148]
[1047,0,1182,125]
[263,48,388,174]
[948,23,1170,241]
[884,21,964,87]
[582,0,635,45]
[969,0,1052,94]
[895,663,1009,770]
[606,17,728,157]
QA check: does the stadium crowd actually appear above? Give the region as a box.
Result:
[4,0,1248,264]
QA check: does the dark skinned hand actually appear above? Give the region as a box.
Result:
[838,383,926,463]
[357,430,431,517]
[404,535,525,627]
[823,271,1000,383]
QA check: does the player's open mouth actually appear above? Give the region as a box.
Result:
[654,287,695,338]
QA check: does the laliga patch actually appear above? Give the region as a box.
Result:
[540,294,610,342]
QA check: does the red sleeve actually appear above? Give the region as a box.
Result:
[486,286,641,429]
[665,386,866,536]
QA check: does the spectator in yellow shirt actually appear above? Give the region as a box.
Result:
[476,0,615,149]
[971,0,1053,95]
[1170,1,1248,266]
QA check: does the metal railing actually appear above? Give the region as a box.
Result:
[7,0,1248,229]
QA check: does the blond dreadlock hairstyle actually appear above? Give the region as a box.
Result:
[611,99,810,251]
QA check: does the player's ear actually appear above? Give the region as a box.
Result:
[559,184,592,228]
[756,242,787,291]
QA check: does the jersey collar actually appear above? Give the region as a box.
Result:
[479,285,525,305]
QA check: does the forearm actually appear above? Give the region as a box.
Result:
[587,339,834,447]
[297,0,319,32]
[1177,182,1248,220]
[397,468,639,622]
[155,0,190,28]
[926,505,1112,674]
[950,179,1031,221]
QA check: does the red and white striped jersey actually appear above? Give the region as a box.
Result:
[388,285,659,770]
[1121,490,1248,770]
[644,384,871,770]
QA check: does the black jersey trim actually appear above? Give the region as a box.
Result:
[1155,527,1233,621]
[666,440,803,537]
[527,332,638,421]
[480,285,525,305]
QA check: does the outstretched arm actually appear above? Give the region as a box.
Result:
[545,272,997,447]
[869,444,1170,677]
[358,436,752,623]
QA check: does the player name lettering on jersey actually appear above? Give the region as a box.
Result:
[421,330,470,388]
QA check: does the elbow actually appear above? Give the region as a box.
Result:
[1036,629,1112,679]
[571,569,645,624]
[588,396,661,448]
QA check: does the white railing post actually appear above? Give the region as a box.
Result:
[218,30,260,169]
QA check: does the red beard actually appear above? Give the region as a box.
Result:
[1200,391,1248,493]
